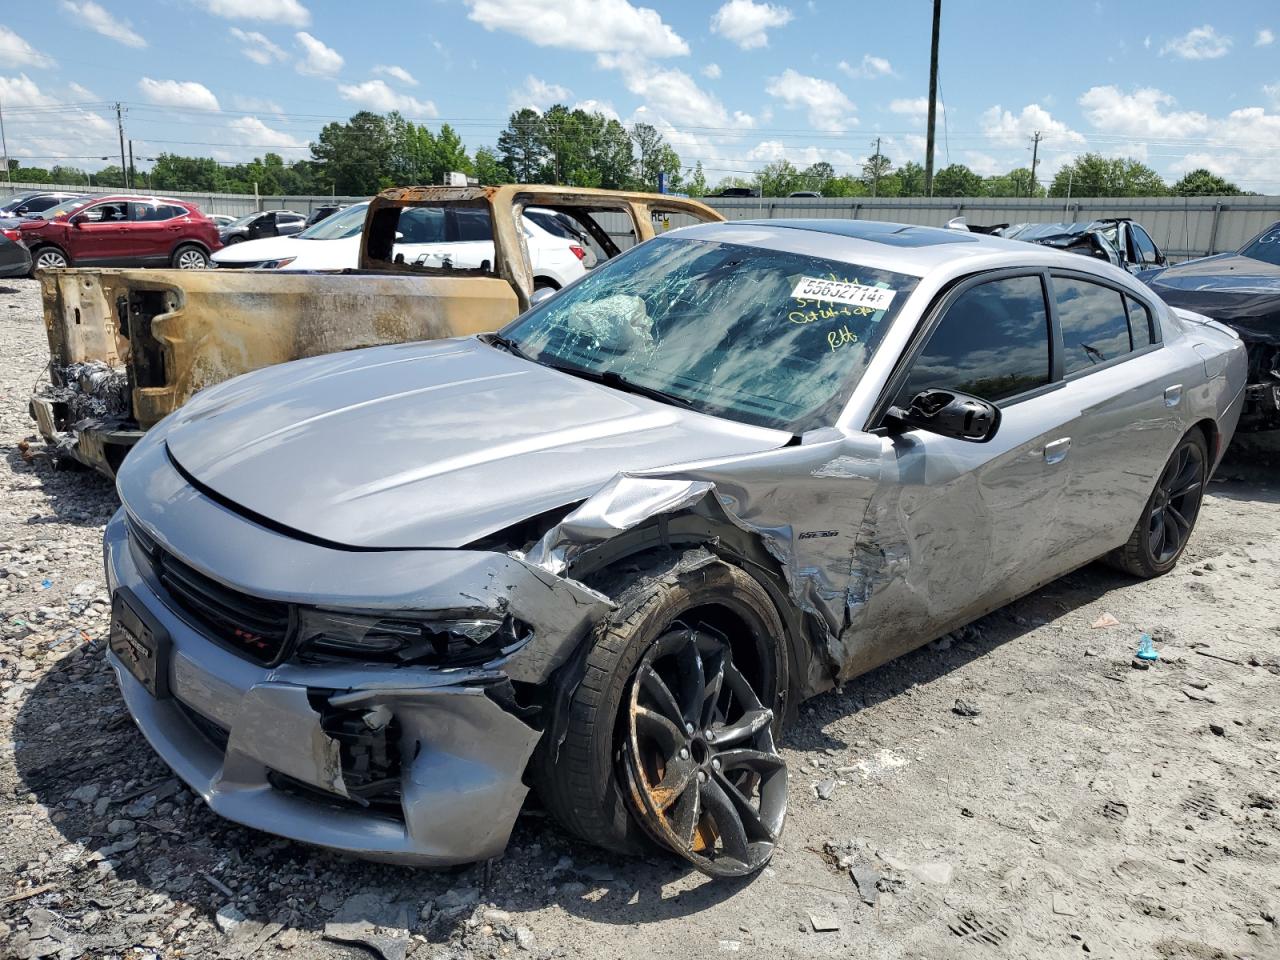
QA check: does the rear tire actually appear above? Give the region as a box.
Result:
[30,246,67,275]
[533,551,787,876]
[172,244,209,269]
[1108,429,1208,578]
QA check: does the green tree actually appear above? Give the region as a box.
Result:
[932,164,984,196]
[984,167,1037,197]
[310,111,395,194]
[897,161,926,197]
[755,159,802,197]
[1049,153,1167,197]
[473,146,510,185]
[860,152,893,196]
[497,108,547,183]
[1171,168,1242,197]
[800,161,835,194]
[685,161,708,197]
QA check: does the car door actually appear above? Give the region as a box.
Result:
[851,271,1082,662]
[277,214,306,236]
[126,201,182,265]
[67,201,133,264]
[1045,272,1185,567]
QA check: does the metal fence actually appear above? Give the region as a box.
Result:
[5,181,1278,259]
[699,195,1280,260]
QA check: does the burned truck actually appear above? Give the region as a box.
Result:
[29,185,723,476]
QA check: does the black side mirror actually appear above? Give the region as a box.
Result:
[886,389,1001,443]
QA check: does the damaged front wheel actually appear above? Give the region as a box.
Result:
[533,552,788,879]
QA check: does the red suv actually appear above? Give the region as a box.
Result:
[19,195,222,274]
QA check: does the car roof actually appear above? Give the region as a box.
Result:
[671,218,1099,278]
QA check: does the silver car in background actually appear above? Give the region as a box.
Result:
[104,219,1246,879]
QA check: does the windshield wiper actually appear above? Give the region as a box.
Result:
[480,332,534,361]
[541,361,696,410]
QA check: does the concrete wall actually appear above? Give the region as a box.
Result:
[5,181,1277,259]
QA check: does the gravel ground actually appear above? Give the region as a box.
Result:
[1,275,1278,959]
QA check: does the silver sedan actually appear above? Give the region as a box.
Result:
[105,219,1246,878]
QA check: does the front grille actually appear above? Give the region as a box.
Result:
[177,700,230,751]
[212,260,263,269]
[127,515,293,665]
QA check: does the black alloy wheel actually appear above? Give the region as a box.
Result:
[1148,438,1206,564]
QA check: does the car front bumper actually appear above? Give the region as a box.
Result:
[103,494,609,865]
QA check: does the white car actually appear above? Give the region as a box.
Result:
[211,202,589,289]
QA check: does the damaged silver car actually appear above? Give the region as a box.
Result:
[105,218,1246,878]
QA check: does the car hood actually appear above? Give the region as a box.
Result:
[211,234,304,264]
[1144,254,1280,343]
[161,338,788,549]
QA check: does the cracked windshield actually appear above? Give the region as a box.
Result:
[503,237,918,431]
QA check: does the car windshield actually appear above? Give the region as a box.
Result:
[1239,223,1280,266]
[0,195,34,215]
[1008,222,1088,241]
[298,203,368,240]
[30,197,85,219]
[501,236,918,432]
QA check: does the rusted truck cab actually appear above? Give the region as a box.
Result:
[30,185,722,476]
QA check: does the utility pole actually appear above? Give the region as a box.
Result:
[871,136,882,197]
[1029,130,1043,197]
[115,102,128,190]
[924,0,941,196]
[0,95,10,186]
[128,139,135,192]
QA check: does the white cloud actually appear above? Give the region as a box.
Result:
[980,102,1085,147]
[702,63,722,79]
[465,0,688,57]
[204,0,310,26]
[574,98,620,120]
[337,79,437,117]
[1160,24,1232,60]
[231,94,284,113]
[0,73,56,108]
[0,76,118,170]
[888,96,942,124]
[294,31,343,76]
[1266,82,1280,109]
[1078,85,1210,138]
[601,53,754,129]
[138,77,221,112]
[226,115,305,150]
[746,139,855,169]
[61,1,146,48]
[229,27,287,65]
[765,68,856,131]
[1257,28,1275,47]
[710,0,792,50]
[373,64,417,86]
[838,54,893,80]
[509,75,572,111]
[0,26,55,69]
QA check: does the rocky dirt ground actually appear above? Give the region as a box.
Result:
[0,275,1278,960]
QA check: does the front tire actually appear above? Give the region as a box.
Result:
[172,244,209,269]
[31,246,68,275]
[1109,429,1208,578]
[534,552,788,878]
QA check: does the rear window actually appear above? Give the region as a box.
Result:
[1054,276,1133,374]
[1239,224,1280,266]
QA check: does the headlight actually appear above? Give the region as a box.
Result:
[259,257,296,269]
[295,609,531,667]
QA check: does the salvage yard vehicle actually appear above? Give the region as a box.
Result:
[216,208,307,245]
[30,185,722,475]
[1140,220,1280,429]
[1000,218,1164,273]
[104,218,1245,878]
[0,229,33,279]
[18,194,222,273]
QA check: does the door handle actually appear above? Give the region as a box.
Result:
[1044,438,1072,464]
[1164,384,1183,407]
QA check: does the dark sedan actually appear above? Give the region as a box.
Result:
[0,228,33,278]
[1140,220,1280,429]
[218,209,307,245]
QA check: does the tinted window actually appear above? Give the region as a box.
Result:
[1055,276,1132,374]
[899,274,1051,404]
[84,202,130,222]
[24,196,61,212]
[1239,224,1280,266]
[397,207,446,243]
[1131,226,1158,263]
[1126,295,1154,348]
[131,202,180,222]
[453,208,492,242]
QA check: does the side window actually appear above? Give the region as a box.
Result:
[1054,276,1133,374]
[26,196,59,212]
[452,208,493,242]
[899,274,1052,404]
[1126,295,1154,349]
[1131,226,1159,264]
[131,202,176,222]
[84,202,130,223]
[396,207,446,243]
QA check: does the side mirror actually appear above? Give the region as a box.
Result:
[529,286,556,306]
[886,389,1000,443]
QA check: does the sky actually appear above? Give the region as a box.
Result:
[1,0,1279,191]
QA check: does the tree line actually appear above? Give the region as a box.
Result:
[3,105,1251,199]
